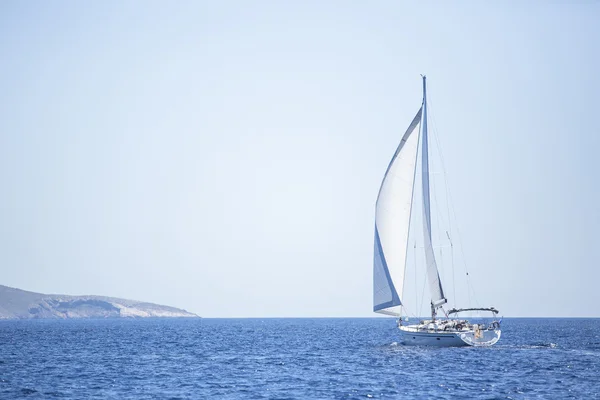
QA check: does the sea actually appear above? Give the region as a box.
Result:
[0,318,598,399]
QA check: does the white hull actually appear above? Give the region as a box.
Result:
[399,325,501,347]
[399,328,468,347]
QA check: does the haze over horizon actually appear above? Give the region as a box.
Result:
[1,1,599,318]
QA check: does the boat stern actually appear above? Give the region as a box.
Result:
[458,328,501,347]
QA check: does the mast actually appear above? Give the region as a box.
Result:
[420,75,447,320]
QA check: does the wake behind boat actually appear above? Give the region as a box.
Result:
[372,76,501,347]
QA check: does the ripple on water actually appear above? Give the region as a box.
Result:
[0,318,598,398]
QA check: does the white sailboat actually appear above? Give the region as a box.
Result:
[373,76,501,347]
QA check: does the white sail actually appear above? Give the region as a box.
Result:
[373,107,422,316]
[420,77,446,308]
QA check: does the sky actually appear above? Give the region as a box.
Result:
[1,1,599,317]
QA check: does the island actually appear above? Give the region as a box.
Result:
[0,284,198,319]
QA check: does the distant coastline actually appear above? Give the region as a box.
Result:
[0,285,198,319]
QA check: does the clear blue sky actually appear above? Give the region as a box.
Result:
[1,1,598,317]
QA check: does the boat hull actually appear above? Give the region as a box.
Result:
[399,326,501,347]
[399,328,468,347]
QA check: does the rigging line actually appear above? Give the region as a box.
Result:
[418,259,428,318]
[414,240,417,317]
[427,97,456,306]
[402,296,422,319]
[425,99,451,233]
[402,304,419,320]
[425,98,447,296]
[427,95,481,307]
[446,231,456,307]
[426,97,452,303]
[431,115,477,304]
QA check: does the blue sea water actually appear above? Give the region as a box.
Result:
[0,318,599,399]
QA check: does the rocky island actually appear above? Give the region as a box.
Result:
[0,285,198,319]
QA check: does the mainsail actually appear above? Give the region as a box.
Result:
[373,107,422,316]
[420,77,447,308]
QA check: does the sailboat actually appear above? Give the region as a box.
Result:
[373,76,501,347]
